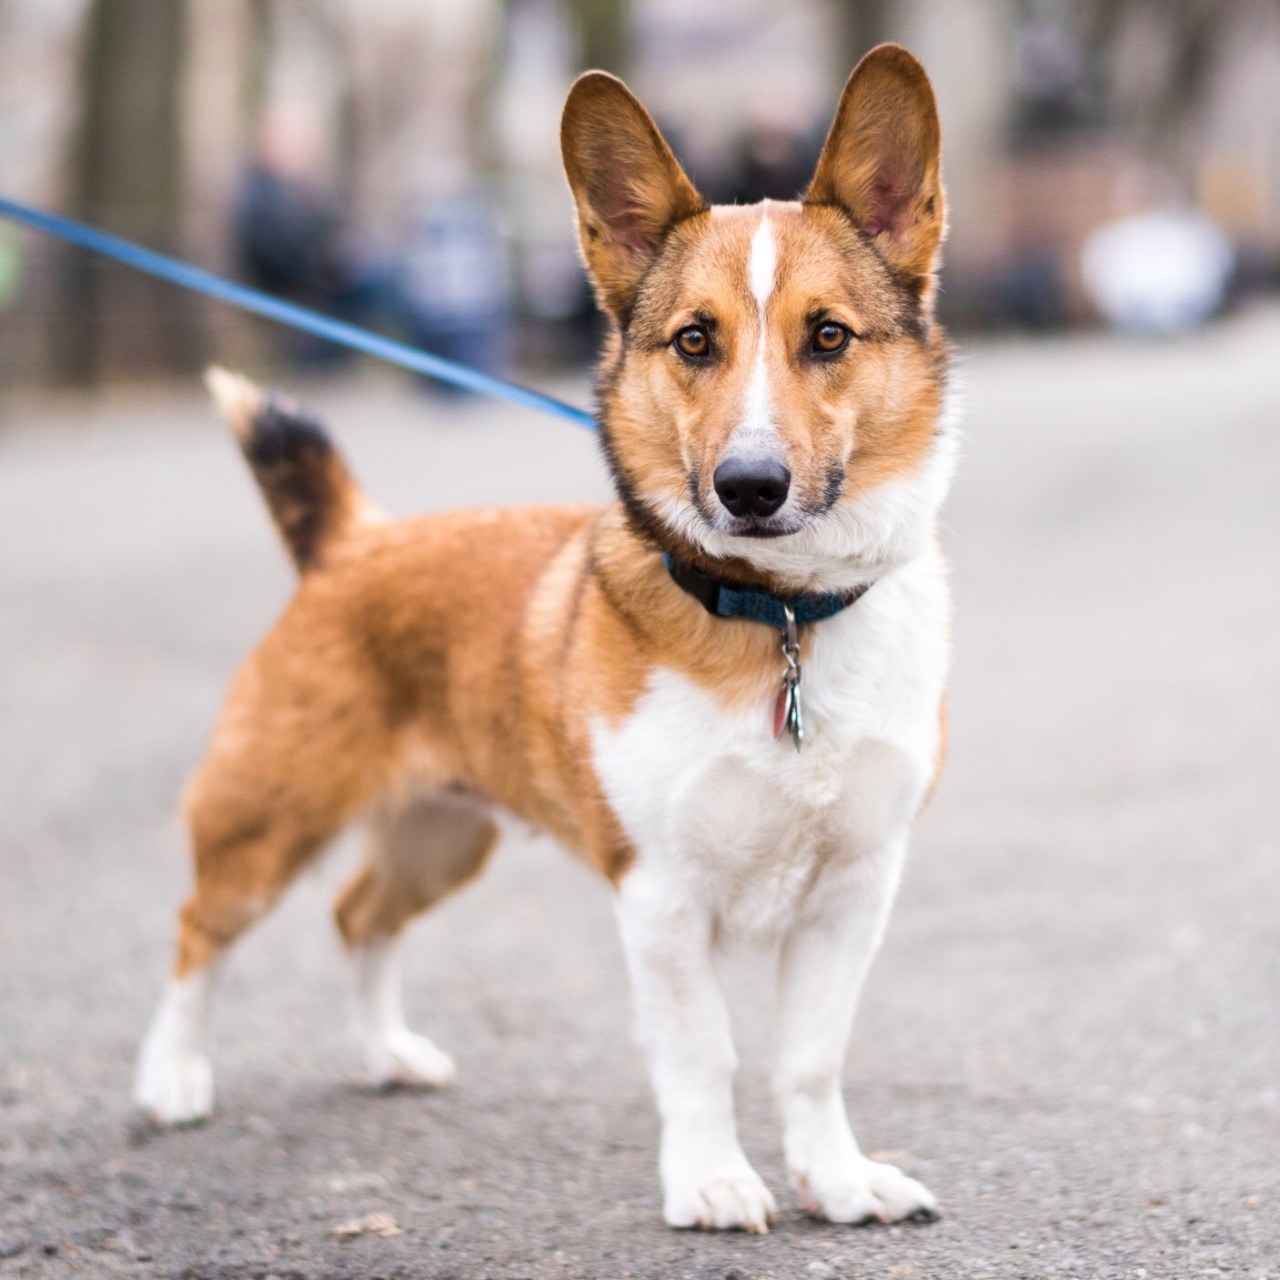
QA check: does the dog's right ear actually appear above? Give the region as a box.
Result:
[561,72,705,318]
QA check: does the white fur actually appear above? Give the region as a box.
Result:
[732,343,777,458]
[615,876,777,1232]
[748,203,777,308]
[774,839,937,1223]
[593,543,950,1227]
[134,968,219,1124]
[353,934,456,1087]
[727,207,780,459]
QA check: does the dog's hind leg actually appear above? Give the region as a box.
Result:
[135,813,345,1124]
[134,782,356,1125]
[135,636,391,1125]
[335,788,498,1088]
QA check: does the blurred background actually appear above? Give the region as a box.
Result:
[2,7,1279,1272]
[1,0,1279,389]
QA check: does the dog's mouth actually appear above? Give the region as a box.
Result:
[638,467,847,557]
[685,490,805,540]
[713,513,807,540]
[690,483,843,542]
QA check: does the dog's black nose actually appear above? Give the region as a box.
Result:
[713,456,791,519]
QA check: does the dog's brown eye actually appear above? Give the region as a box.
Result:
[811,321,851,355]
[674,325,711,359]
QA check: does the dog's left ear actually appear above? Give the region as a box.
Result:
[561,71,705,317]
[806,44,945,289]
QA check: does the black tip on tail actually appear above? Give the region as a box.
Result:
[241,400,335,470]
[240,399,346,571]
[205,368,362,574]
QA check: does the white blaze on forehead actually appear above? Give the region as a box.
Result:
[749,203,777,308]
[731,204,779,454]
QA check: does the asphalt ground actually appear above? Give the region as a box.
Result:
[1,309,1278,1279]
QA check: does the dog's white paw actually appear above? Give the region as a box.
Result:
[793,1156,939,1225]
[364,1028,456,1088]
[134,973,217,1125]
[134,1045,215,1126]
[663,1158,777,1234]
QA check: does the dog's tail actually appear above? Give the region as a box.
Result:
[204,367,378,574]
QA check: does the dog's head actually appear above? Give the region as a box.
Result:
[561,45,957,593]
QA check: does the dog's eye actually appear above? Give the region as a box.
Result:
[811,321,851,355]
[673,325,711,360]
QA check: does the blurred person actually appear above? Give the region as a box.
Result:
[727,81,824,206]
[733,117,822,205]
[1009,2,1100,143]
[234,110,384,366]
[998,245,1071,330]
[393,193,514,397]
[1082,207,1235,334]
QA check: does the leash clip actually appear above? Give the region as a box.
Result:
[773,603,805,751]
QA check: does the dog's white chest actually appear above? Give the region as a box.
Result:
[591,564,949,937]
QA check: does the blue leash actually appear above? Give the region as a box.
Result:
[0,195,597,431]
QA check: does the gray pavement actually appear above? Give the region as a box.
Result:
[1,310,1278,1279]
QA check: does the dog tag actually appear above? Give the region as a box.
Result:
[774,668,804,750]
[774,604,805,751]
[785,674,805,750]
[774,673,795,740]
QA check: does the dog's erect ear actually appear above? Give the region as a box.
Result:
[561,71,705,316]
[805,44,944,287]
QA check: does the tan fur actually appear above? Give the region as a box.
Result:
[167,44,951,991]
[560,72,705,317]
[173,496,793,974]
[335,791,499,949]
[806,45,946,290]
[927,695,949,806]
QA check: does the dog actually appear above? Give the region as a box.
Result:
[135,43,956,1234]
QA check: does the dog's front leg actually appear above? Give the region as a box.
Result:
[775,840,939,1225]
[616,869,776,1233]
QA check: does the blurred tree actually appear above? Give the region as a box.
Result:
[1014,0,1250,175]
[246,0,273,118]
[561,0,629,73]
[835,0,893,76]
[1085,0,1235,170]
[57,0,201,384]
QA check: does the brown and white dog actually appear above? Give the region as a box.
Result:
[135,44,956,1233]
